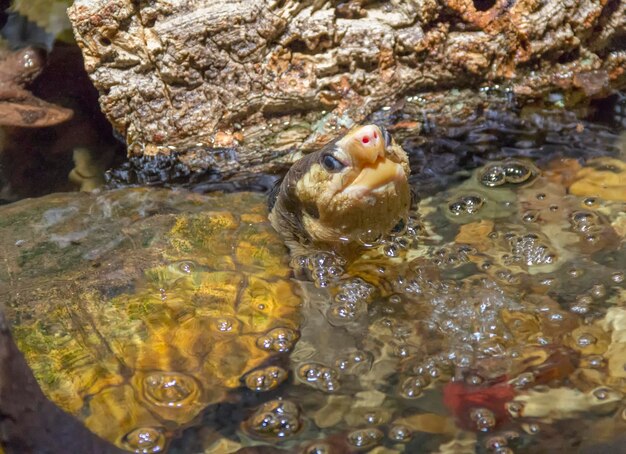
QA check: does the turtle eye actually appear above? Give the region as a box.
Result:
[381,127,392,148]
[321,154,345,172]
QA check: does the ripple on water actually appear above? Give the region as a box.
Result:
[142,371,200,408]
[122,427,166,453]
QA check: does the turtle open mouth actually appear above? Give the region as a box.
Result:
[337,124,407,195]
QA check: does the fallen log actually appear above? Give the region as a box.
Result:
[68,0,626,178]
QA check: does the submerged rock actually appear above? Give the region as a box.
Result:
[569,157,626,202]
[0,188,301,451]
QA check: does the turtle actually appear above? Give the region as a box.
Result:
[269,123,411,258]
[0,124,412,452]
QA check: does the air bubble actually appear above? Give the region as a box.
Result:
[358,229,384,247]
[326,301,366,325]
[480,165,506,187]
[583,197,597,206]
[611,272,624,283]
[297,363,340,392]
[572,295,593,316]
[245,399,301,439]
[523,423,541,434]
[142,372,199,408]
[429,367,442,379]
[449,201,466,215]
[303,443,332,454]
[389,424,412,442]
[256,327,299,353]
[508,233,555,266]
[479,159,536,187]
[592,388,611,400]
[539,277,555,286]
[177,260,195,274]
[465,375,483,385]
[347,428,383,449]
[584,355,605,369]
[568,268,583,277]
[245,366,288,392]
[591,284,606,298]
[495,448,514,454]
[362,411,385,425]
[400,375,430,398]
[522,211,538,223]
[506,401,524,418]
[299,363,323,382]
[384,244,399,257]
[395,237,410,249]
[213,317,237,333]
[303,252,345,287]
[452,352,474,368]
[504,161,533,183]
[570,303,590,314]
[389,294,402,304]
[576,333,597,347]
[394,345,412,358]
[469,407,496,432]
[391,218,408,235]
[484,435,508,450]
[122,427,166,453]
[548,312,564,322]
[570,211,599,232]
[335,350,373,374]
[510,372,534,389]
[464,195,485,213]
[447,194,485,216]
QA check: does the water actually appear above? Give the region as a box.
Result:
[170,157,624,451]
[1,102,625,453]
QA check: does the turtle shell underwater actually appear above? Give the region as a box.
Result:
[0,124,411,452]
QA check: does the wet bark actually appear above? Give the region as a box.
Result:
[0,310,123,454]
[68,0,626,177]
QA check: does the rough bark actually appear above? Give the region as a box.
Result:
[0,309,123,454]
[68,0,626,177]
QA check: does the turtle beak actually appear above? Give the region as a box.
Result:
[338,125,406,194]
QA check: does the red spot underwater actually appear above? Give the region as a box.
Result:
[443,376,516,431]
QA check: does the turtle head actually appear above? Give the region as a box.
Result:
[269,124,411,253]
